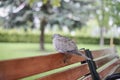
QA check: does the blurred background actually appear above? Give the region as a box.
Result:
[0,0,120,60]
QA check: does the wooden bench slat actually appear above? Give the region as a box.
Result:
[95,54,118,68]
[0,53,85,80]
[83,59,119,80]
[83,47,119,80]
[91,48,116,58]
[99,59,120,79]
[37,64,89,80]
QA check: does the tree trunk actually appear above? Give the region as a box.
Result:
[110,28,114,47]
[40,17,47,50]
[100,0,105,47]
[110,36,114,47]
[100,27,104,47]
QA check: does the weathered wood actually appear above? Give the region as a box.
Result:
[95,54,117,68]
[84,59,119,80]
[91,48,116,58]
[83,47,120,80]
[83,75,92,80]
[37,64,89,80]
[0,53,85,80]
[99,59,119,79]
[0,47,119,80]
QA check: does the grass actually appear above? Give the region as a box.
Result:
[0,42,120,60]
[0,43,54,60]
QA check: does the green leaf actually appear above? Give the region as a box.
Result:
[51,0,60,7]
[43,0,48,4]
[28,0,34,7]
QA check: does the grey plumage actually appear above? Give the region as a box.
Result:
[52,34,91,60]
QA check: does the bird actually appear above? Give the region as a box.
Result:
[52,34,91,63]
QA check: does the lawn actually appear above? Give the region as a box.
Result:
[0,43,54,60]
[0,42,120,60]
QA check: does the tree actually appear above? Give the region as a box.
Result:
[94,0,113,46]
[30,0,96,50]
[0,0,98,50]
[55,0,95,31]
[34,0,60,50]
[94,0,120,46]
[0,0,33,30]
[108,0,120,46]
[111,1,120,26]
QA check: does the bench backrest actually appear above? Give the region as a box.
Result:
[0,51,89,80]
[0,47,119,80]
[83,47,120,80]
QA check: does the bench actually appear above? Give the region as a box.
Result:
[0,47,120,80]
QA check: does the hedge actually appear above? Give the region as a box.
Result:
[0,31,120,45]
[0,31,39,43]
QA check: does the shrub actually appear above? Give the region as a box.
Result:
[0,31,120,45]
[0,31,39,43]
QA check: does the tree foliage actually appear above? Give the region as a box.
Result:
[0,0,33,29]
[93,0,120,46]
[1,0,120,49]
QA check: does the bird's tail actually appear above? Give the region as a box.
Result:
[76,51,91,60]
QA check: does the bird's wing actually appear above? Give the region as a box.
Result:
[57,36,78,52]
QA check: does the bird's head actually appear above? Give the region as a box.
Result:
[52,34,61,38]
